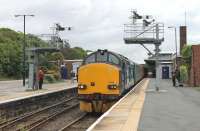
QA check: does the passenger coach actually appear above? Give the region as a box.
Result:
[78,49,143,112]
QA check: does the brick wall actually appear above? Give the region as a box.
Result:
[190,45,200,86]
[180,26,187,52]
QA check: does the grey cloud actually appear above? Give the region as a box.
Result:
[0,0,200,63]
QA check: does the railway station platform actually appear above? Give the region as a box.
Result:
[0,80,77,104]
[88,78,200,131]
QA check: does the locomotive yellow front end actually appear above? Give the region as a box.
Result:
[78,63,120,112]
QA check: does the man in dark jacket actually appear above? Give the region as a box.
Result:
[172,71,176,87]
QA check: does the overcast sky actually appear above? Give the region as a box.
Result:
[0,0,200,63]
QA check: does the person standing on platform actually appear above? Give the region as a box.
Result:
[63,64,68,80]
[70,70,75,84]
[60,63,65,79]
[172,71,176,87]
[38,67,44,89]
[175,68,180,87]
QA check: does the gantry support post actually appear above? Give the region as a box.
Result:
[124,11,164,92]
[155,24,161,91]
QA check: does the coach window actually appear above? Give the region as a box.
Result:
[97,51,108,62]
[85,54,95,64]
[108,54,119,65]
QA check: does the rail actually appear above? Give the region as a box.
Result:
[0,97,77,131]
[58,113,87,131]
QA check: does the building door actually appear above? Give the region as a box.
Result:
[162,66,169,79]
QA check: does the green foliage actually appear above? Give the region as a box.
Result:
[181,45,192,80]
[0,28,87,80]
[180,65,188,83]
[181,45,192,84]
[61,47,87,59]
[42,52,64,72]
[0,28,48,79]
[181,45,192,59]
[181,45,192,67]
[52,72,60,80]
[0,28,22,78]
[47,52,64,61]
[26,34,49,47]
[44,74,56,83]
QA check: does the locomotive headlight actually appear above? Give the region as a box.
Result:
[78,84,87,89]
[108,84,118,89]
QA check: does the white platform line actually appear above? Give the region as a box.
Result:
[87,79,145,131]
[0,86,76,105]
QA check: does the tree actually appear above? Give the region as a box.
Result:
[181,45,192,64]
[181,45,192,84]
[181,45,192,70]
[0,28,48,79]
[47,52,64,61]
[180,65,188,83]
[45,52,64,70]
[61,47,87,60]
[0,28,88,79]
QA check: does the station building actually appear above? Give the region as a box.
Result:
[145,53,173,79]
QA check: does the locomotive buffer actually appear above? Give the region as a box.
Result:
[124,10,164,91]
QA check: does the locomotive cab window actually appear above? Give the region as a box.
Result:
[97,51,108,62]
[108,54,120,65]
[85,54,95,64]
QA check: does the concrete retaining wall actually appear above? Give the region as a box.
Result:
[0,88,77,120]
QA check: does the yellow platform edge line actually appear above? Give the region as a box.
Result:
[121,78,150,131]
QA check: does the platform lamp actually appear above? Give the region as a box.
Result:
[168,26,178,70]
[15,14,35,87]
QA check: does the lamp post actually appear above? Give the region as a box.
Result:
[168,26,178,69]
[15,14,34,87]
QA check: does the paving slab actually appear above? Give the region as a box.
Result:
[0,80,77,103]
[139,79,200,131]
[88,79,149,131]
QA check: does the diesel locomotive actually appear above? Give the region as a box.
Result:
[77,49,144,112]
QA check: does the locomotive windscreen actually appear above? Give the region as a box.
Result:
[84,50,120,65]
[97,51,107,62]
[85,54,95,64]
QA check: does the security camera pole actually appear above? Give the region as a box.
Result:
[15,14,35,87]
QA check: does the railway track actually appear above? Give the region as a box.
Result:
[27,103,80,131]
[0,97,78,131]
[58,113,100,131]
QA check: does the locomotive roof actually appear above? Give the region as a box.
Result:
[86,49,138,65]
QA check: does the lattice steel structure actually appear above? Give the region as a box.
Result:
[124,23,164,44]
[123,11,165,91]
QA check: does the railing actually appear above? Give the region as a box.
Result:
[124,23,164,44]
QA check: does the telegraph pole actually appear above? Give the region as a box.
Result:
[15,14,34,87]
